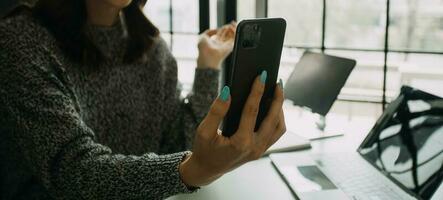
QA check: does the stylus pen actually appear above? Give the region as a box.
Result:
[309,133,344,141]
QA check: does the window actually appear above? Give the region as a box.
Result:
[144,0,215,96]
[387,0,443,97]
[325,0,386,49]
[238,0,443,118]
[268,0,323,47]
[389,0,443,52]
[144,0,442,118]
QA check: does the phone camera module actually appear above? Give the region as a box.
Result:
[240,24,262,49]
[242,40,253,48]
[253,24,260,31]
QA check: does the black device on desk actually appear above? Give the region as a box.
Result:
[271,86,443,200]
[284,52,356,116]
[222,18,286,137]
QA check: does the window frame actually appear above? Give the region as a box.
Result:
[255,0,443,109]
[155,0,443,109]
[161,0,210,48]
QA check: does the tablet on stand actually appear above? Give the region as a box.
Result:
[284,52,356,140]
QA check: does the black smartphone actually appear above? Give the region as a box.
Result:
[222,18,286,137]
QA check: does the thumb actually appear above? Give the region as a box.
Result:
[200,86,231,132]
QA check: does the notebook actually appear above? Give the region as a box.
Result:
[264,131,311,155]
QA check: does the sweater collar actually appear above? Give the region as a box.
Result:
[85,14,128,60]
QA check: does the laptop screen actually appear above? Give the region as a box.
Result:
[358,89,443,200]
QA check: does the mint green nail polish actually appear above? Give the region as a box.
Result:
[220,86,230,102]
[260,70,267,84]
[278,79,284,89]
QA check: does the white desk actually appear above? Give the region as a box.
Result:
[169,105,376,200]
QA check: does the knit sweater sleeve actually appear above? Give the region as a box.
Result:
[158,39,220,153]
[0,19,192,200]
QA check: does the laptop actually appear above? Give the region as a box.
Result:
[284,51,356,116]
[270,86,443,200]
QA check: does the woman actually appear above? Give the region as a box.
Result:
[0,0,286,199]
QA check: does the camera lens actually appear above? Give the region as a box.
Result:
[242,40,249,48]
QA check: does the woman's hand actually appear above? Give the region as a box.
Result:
[197,22,237,70]
[179,73,286,187]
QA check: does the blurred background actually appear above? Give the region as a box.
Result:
[144,0,443,119]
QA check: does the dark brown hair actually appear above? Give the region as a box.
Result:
[32,0,159,66]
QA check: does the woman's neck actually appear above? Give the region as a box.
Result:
[86,1,121,26]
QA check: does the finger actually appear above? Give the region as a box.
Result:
[199,29,217,46]
[267,109,286,148]
[220,27,229,41]
[222,30,235,47]
[257,80,285,141]
[238,71,267,134]
[228,23,236,31]
[219,24,232,37]
[204,29,218,37]
[200,86,231,133]
[216,26,226,37]
[225,26,235,40]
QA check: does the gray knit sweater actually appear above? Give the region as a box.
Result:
[0,12,219,200]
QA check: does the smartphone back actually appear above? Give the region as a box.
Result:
[222,18,286,137]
